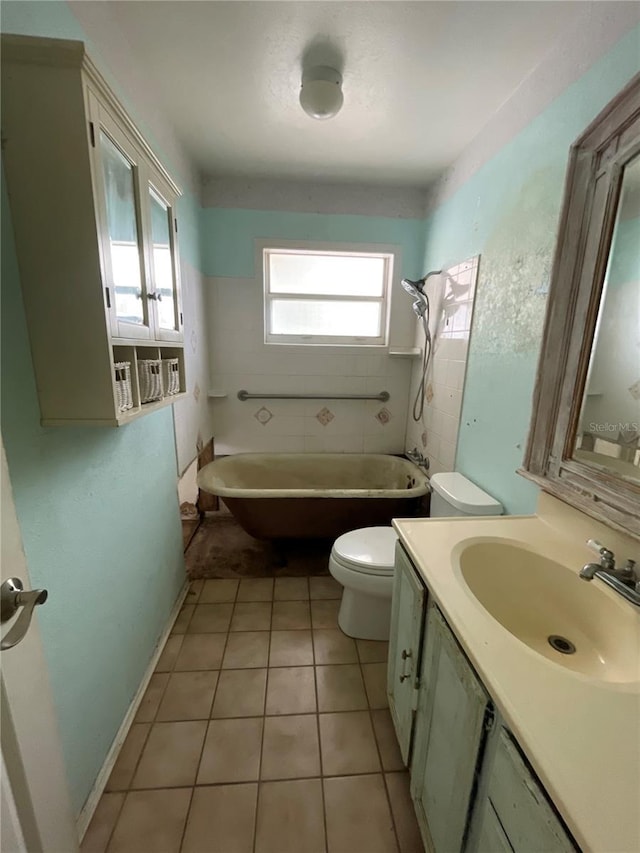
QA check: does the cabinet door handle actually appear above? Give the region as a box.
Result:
[400,648,412,682]
[147,292,158,301]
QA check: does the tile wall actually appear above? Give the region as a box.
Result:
[404,257,479,475]
[206,277,414,455]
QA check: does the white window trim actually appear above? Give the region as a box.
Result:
[260,240,397,347]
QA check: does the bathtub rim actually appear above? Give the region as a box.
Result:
[197,452,430,499]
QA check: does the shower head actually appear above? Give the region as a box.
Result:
[401,278,426,298]
[412,299,427,318]
[400,270,443,298]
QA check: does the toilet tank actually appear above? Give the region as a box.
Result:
[430,472,502,517]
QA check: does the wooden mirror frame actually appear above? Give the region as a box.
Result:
[520,73,640,539]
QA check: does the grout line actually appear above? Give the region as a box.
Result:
[177,787,196,853]
[123,767,407,792]
[98,788,127,853]
[359,649,404,853]
[107,769,403,796]
[381,770,404,853]
[312,626,330,853]
[253,603,273,853]
[190,586,238,794]
[115,673,174,795]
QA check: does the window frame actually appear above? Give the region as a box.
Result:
[261,243,395,346]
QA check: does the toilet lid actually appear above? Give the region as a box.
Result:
[332,526,398,574]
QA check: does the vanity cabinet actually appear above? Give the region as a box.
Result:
[387,543,426,762]
[469,728,577,853]
[411,600,491,853]
[1,35,186,426]
[390,543,579,853]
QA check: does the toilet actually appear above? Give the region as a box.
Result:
[329,472,503,640]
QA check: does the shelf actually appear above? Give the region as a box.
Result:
[117,392,187,425]
[41,392,187,427]
[389,348,422,358]
[207,390,228,398]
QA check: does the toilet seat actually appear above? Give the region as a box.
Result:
[331,526,398,575]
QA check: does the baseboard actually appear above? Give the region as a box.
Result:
[76,581,190,840]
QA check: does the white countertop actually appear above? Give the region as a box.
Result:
[393,511,640,853]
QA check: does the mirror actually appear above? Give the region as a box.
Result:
[522,73,640,538]
[574,151,640,482]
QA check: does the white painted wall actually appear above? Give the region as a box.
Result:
[172,259,212,474]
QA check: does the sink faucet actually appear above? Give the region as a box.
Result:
[579,539,640,606]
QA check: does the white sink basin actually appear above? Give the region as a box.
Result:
[457,540,640,683]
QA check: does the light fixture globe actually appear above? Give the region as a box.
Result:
[299,66,343,120]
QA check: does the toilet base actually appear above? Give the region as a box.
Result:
[337,587,392,641]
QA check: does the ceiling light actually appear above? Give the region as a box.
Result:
[299,66,343,120]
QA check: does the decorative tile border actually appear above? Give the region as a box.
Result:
[316,407,335,426]
[375,408,392,425]
[254,406,273,426]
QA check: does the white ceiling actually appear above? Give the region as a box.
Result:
[78,1,588,188]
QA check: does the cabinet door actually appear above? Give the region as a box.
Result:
[388,544,426,764]
[411,602,490,853]
[485,729,576,853]
[143,176,182,342]
[475,800,514,853]
[90,95,152,341]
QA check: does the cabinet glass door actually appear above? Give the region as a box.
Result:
[99,130,149,338]
[148,186,180,339]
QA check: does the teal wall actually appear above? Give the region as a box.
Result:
[420,24,640,514]
[201,207,425,280]
[1,1,198,816]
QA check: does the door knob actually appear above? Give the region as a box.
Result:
[1,577,48,651]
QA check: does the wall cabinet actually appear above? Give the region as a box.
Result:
[1,35,186,426]
[390,543,578,853]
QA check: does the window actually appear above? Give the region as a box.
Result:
[263,247,393,345]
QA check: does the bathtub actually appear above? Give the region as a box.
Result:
[197,453,430,540]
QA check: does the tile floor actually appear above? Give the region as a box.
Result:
[81,576,424,853]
